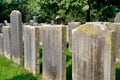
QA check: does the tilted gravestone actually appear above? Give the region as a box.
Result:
[114,12,120,23]
[42,24,67,80]
[3,26,11,59]
[10,10,23,65]
[72,23,116,80]
[68,22,80,51]
[24,25,40,75]
[0,34,3,54]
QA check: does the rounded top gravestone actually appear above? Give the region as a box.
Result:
[114,12,120,23]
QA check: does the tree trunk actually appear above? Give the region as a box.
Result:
[86,0,90,22]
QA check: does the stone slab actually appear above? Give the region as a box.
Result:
[10,10,23,65]
[3,26,11,59]
[24,25,40,75]
[42,24,67,80]
[72,23,116,80]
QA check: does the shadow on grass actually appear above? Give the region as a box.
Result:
[66,42,72,80]
[39,45,43,74]
[66,55,72,80]
[9,73,37,80]
[116,61,120,80]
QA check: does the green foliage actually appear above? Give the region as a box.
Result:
[0,0,120,23]
[90,0,119,22]
[24,0,88,23]
[0,0,27,22]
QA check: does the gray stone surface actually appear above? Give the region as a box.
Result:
[38,26,43,45]
[10,10,23,65]
[72,23,116,80]
[30,20,34,26]
[68,22,80,51]
[4,20,8,26]
[0,34,3,54]
[3,26,11,59]
[105,23,120,60]
[24,25,40,75]
[114,12,120,23]
[42,24,66,80]
[33,16,38,23]
[0,23,3,33]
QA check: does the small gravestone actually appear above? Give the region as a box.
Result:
[72,23,116,80]
[114,12,120,23]
[0,23,3,33]
[42,24,67,80]
[68,22,80,51]
[10,10,23,65]
[0,34,3,54]
[30,20,34,26]
[4,20,8,26]
[33,16,38,23]
[24,25,40,75]
[3,26,11,59]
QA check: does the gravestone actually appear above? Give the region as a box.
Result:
[114,12,120,23]
[33,16,38,23]
[72,23,116,80]
[105,23,120,60]
[37,26,43,45]
[42,24,67,80]
[24,25,40,75]
[0,23,3,33]
[68,22,80,51]
[4,20,8,26]
[0,34,3,54]
[3,26,11,59]
[30,20,34,26]
[10,10,23,65]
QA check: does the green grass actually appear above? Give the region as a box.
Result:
[116,61,120,80]
[0,43,120,80]
[0,55,42,80]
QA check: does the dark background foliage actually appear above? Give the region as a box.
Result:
[0,0,120,23]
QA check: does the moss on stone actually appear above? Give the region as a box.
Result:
[77,24,104,38]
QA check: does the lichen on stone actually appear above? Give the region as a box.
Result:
[76,24,105,38]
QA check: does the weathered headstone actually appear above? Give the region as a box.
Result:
[0,23,3,33]
[105,23,120,60]
[0,34,3,54]
[42,24,66,80]
[30,20,34,26]
[10,10,23,65]
[4,20,8,26]
[114,12,120,23]
[24,25,40,75]
[3,26,11,59]
[33,16,38,23]
[72,23,116,80]
[68,22,80,51]
[37,26,43,45]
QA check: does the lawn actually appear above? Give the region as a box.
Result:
[0,44,120,80]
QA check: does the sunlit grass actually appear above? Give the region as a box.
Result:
[0,55,42,80]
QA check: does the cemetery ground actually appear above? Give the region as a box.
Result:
[0,44,73,80]
[0,43,120,80]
